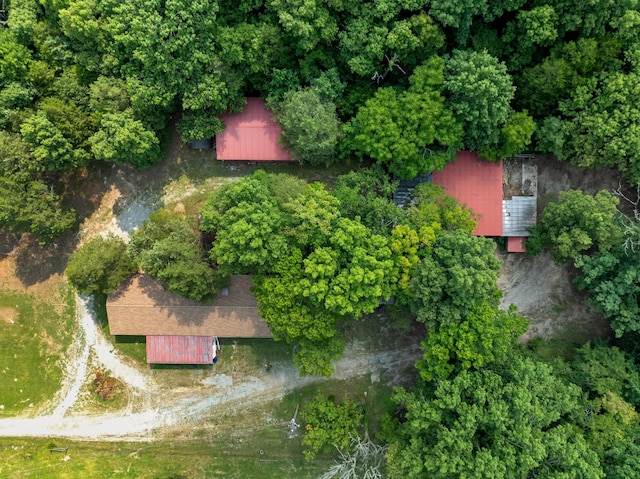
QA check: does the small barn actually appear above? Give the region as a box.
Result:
[431,151,537,252]
[106,274,271,364]
[215,98,295,162]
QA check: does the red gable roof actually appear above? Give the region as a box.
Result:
[146,335,214,364]
[215,98,295,161]
[432,151,503,236]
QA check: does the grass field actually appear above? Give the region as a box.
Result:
[0,374,395,479]
[0,434,329,479]
[0,286,76,417]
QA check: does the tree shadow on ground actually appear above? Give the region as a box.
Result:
[13,229,79,286]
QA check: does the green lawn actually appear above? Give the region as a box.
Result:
[0,286,76,417]
[0,435,329,479]
[0,371,395,479]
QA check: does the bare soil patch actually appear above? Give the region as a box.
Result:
[499,155,625,342]
[0,307,17,324]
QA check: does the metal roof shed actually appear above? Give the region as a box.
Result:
[432,151,504,237]
[215,98,294,161]
[146,335,215,364]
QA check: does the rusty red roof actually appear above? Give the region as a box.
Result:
[507,236,527,253]
[146,335,214,364]
[215,98,294,161]
[432,151,504,236]
[106,274,272,338]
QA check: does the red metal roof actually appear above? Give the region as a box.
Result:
[432,151,503,236]
[215,98,294,161]
[507,236,527,253]
[146,335,214,364]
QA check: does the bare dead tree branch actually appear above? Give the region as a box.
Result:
[612,182,640,254]
[318,434,387,479]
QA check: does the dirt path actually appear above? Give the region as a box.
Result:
[0,295,420,440]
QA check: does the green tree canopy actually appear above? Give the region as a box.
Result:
[89,110,162,169]
[444,49,516,152]
[386,356,604,479]
[526,190,623,264]
[409,231,502,328]
[417,303,528,381]
[574,247,640,337]
[66,235,136,295]
[302,394,364,460]
[130,210,219,302]
[270,87,341,166]
[350,56,463,179]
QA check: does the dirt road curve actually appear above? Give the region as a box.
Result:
[0,295,420,440]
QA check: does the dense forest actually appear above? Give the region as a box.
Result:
[3,0,640,241]
[5,0,640,476]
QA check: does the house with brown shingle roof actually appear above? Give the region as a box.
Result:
[106,274,271,364]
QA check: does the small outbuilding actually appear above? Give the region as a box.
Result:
[215,98,294,162]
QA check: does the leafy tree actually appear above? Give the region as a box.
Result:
[0,30,31,88]
[268,0,339,52]
[271,87,341,166]
[21,112,84,171]
[574,248,640,337]
[561,70,640,183]
[338,11,445,78]
[88,76,130,113]
[600,432,640,479]
[279,182,342,249]
[176,110,224,145]
[386,356,604,478]
[480,110,536,161]
[293,336,346,378]
[89,110,162,168]
[207,200,288,276]
[0,132,76,242]
[407,183,477,235]
[350,56,463,179]
[6,0,41,45]
[217,22,288,90]
[38,96,94,148]
[518,37,622,118]
[253,250,345,376]
[302,394,364,460]
[428,0,488,45]
[299,217,395,318]
[444,49,515,151]
[0,177,76,244]
[139,230,219,302]
[570,342,640,406]
[526,190,623,264]
[199,172,275,232]
[417,303,528,381]
[535,116,565,159]
[254,250,339,344]
[66,235,136,295]
[58,0,109,74]
[409,231,502,328]
[130,210,219,302]
[332,166,403,236]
